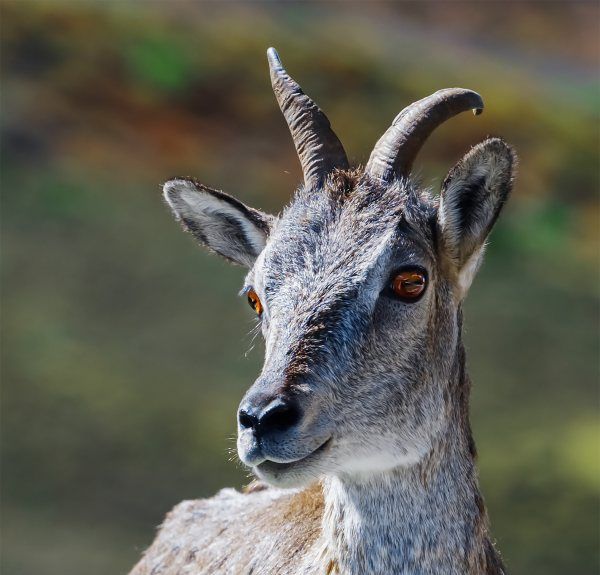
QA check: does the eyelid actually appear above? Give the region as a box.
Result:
[239,285,253,297]
[385,266,428,284]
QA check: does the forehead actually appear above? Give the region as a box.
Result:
[257,172,437,289]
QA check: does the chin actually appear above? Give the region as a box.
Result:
[252,440,334,488]
[253,460,318,488]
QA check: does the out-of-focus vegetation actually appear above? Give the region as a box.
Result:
[1,2,598,574]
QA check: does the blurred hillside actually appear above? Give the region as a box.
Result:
[1,2,598,575]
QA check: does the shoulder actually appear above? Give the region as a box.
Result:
[129,482,324,575]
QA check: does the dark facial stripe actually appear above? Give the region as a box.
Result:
[283,287,364,384]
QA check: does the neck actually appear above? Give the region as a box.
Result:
[319,349,504,575]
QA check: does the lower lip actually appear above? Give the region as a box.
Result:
[256,437,332,473]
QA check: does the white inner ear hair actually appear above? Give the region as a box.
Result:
[164,180,267,257]
[456,244,485,297]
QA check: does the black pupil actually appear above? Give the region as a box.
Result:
[404,278,423,291]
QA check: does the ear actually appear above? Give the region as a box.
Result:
[163,178,273,268]
[438,138,516,295]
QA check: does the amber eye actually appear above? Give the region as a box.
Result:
[247,289,263,315]
[391,268,427,301]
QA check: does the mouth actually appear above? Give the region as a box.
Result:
[255,437,332,476]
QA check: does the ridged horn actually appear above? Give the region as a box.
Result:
[365,88,484,182]
[267,47,349,189]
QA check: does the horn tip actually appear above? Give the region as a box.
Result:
[469,90,484,115]
[267,47,282,68]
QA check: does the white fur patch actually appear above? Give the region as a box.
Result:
[456,245,484,297]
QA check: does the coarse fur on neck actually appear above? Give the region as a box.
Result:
[317,324,505,575]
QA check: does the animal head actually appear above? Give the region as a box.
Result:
[164,49,516,488]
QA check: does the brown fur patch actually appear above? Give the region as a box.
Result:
[325,168,363,203]
[265,482,325,573]
[281,481,324,523]
[129,483,326,575]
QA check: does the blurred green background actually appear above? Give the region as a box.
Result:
[2,2,598,574]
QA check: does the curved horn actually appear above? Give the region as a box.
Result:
[267,47,349,188]
[365,88,484,182]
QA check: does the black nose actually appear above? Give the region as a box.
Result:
[238,397,302,436]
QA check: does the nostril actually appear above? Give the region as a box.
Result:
[238,409,258,430]
[259,400,302,433]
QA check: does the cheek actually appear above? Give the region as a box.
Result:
[370,296,432,353]
[427,287,460,372]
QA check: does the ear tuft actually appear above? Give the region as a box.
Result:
[163,178,272,268]
[439,138,516,293]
